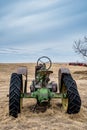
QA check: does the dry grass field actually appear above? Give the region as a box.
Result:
[0,63,87,130]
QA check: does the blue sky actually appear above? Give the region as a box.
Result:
[0,0,87,63]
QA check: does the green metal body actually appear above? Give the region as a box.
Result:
[21,88,67,104]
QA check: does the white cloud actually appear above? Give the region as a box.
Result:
[1,2,87,35]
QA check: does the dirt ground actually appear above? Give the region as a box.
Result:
[0,63,87,130]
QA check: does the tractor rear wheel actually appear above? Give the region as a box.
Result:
[62,74,81,114]
[9,73,23,118]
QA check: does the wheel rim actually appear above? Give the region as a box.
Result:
[20,83,23,113]
[20,98,23,112]
[62,84,68,112]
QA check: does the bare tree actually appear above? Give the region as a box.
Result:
[73,36,87,59]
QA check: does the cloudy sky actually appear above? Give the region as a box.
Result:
[0,0,87,63]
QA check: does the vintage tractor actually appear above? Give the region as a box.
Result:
[9,56,81,118]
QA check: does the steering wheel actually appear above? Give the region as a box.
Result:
[37,56,52,70]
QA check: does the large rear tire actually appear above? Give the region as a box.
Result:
[9,73,23,118]
[62,74,81,114]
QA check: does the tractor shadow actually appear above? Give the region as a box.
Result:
[56,103,62,108]
[27,102,62,113]
[28,103,52,113]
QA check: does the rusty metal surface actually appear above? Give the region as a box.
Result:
[17,66,28,76]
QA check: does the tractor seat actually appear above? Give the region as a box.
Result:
[37,70,53,75]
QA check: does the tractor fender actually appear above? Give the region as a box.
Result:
[17,66,28,76]
[58,68,70,93]
[17,66,28,93]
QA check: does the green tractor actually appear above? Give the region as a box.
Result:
[9,56,81,118]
